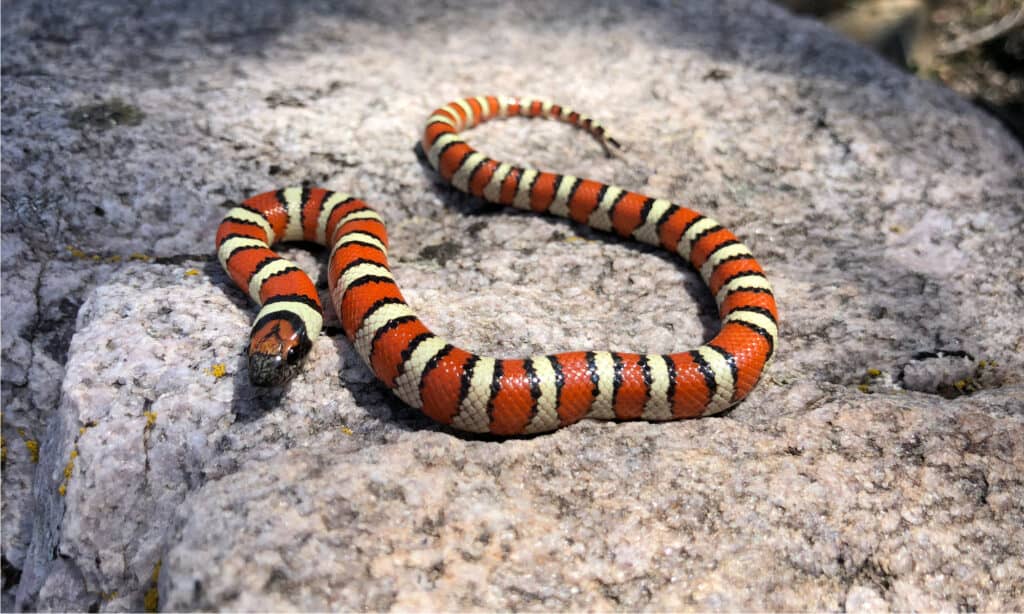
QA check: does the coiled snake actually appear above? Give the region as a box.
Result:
[215,96,778,434]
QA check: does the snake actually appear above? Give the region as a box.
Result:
[215,96,778,435]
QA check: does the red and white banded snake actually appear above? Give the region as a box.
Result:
[215,96,778,435]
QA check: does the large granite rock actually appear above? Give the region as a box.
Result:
[2,0,1021,610]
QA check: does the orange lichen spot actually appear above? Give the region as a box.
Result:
[25,439,39,463]
[143,411,158,427]
[207,363,227,378]
[184,268,200,277]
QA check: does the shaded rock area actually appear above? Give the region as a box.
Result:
[2,0,1022,611]
[778,0,1024,142]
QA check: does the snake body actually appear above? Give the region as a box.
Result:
[215,96,778,434]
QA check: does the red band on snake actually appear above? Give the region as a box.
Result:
[215,95,778,434]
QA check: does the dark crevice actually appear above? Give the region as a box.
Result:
[1,556,22,591]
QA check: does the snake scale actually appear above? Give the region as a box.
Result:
[215,96,778,434]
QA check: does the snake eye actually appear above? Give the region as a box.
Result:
[286,346,301,365]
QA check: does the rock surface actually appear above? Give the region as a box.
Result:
[2,0,1022,611]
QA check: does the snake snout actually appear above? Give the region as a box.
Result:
[248,352,300,387]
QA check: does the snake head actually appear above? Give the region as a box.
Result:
[247,316,313,386]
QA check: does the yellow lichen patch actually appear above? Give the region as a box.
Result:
[130,252,152,262]
[143,411,158,428]
[340,425,354,436]
[60,446,82,496]
[184,268,200,277]
[59,435,87,493]
[77,422,96,437]
[866,368,882,377]
[144,587,159,612]
[101,591,118,602]
[66,245,128,264]
[144,560,162,612]
[207,363,227,379]
[25,439,39,463]
[857,384,870,393]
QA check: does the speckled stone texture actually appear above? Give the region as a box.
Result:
[2,0,1022,611]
